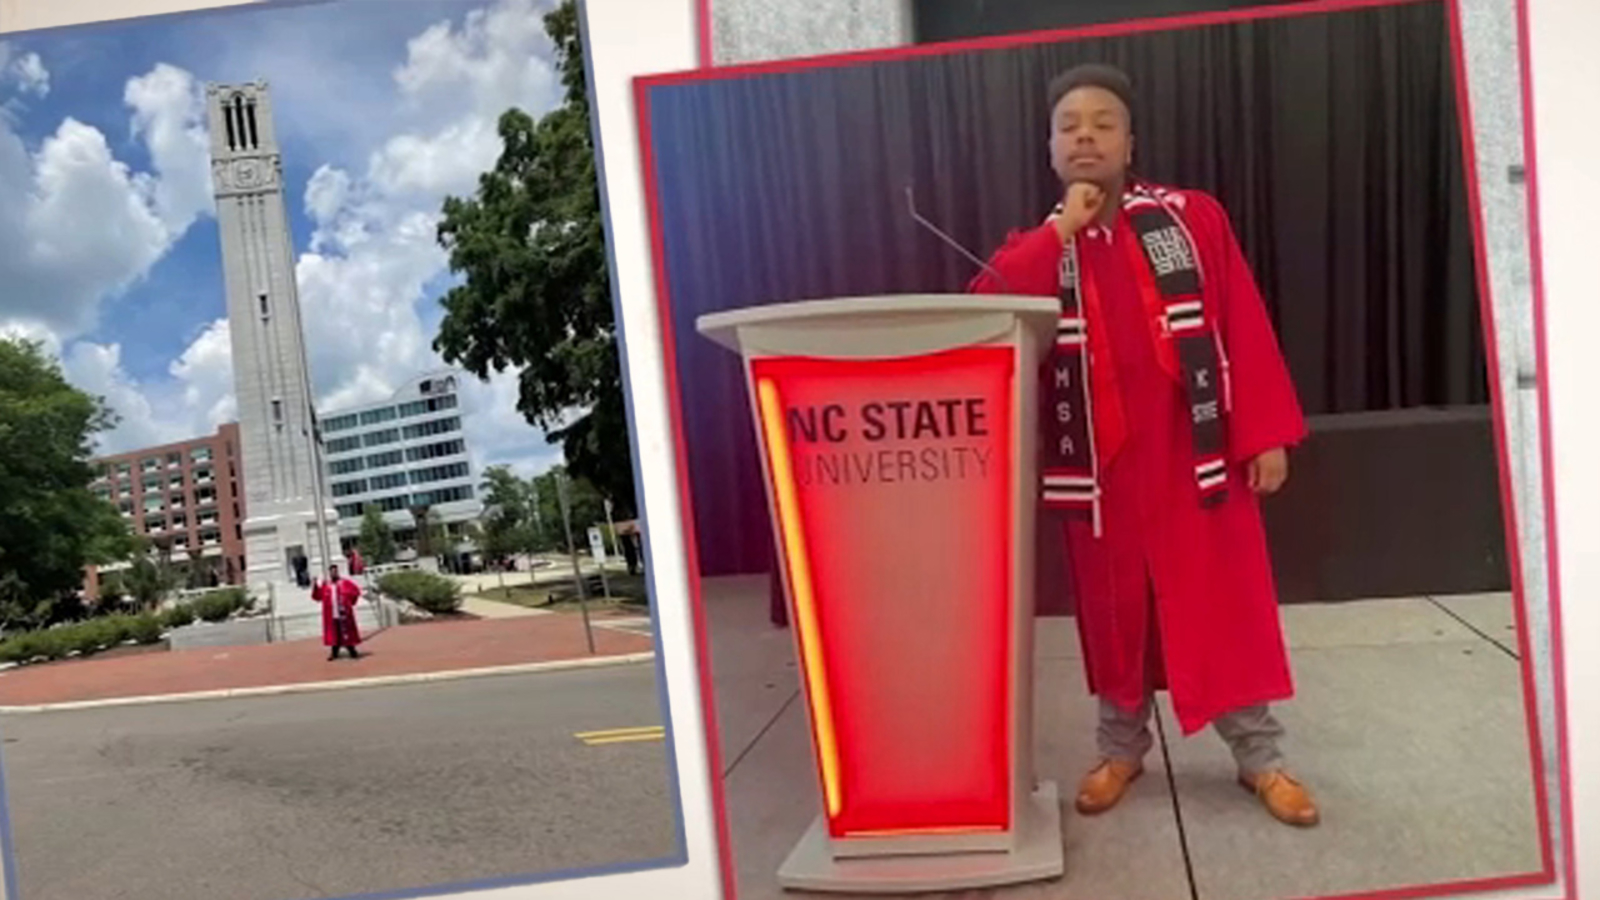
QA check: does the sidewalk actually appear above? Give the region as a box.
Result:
[460,594,549,619]
[0,614,654,709]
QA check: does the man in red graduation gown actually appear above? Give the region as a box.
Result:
[970,64,1317,827]
[313,564,364,661]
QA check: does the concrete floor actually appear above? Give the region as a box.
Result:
[705,576,1547,900]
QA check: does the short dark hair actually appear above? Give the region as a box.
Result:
[1047,63,1137,128]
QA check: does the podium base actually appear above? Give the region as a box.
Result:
[775,781,1065,895]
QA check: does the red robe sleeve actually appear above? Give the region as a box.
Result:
[1186,191,1308,463]
[966,223,1063,297]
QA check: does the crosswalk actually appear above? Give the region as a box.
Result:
[595,616,654,637]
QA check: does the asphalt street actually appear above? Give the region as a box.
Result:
[0,663,680,900]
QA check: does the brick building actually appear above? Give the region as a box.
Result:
[85,423,247,601]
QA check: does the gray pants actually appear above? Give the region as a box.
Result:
[1098,697,1285,779]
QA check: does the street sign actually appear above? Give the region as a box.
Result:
[587,526,607,564]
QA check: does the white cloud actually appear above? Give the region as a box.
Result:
[125,64,214,233]
[0,43,50,98]
[0,61,210,341]
[11,54,49,99]
[372,0,561,199]
[394,0,558,120]
[454,373,566,479]
[58,319,237,455]
[167,319,238,429]
[284,0,565,478]
[60,342,175,453]
[0,53,213,457]
[9,0,571,481]
[0,318,61,358]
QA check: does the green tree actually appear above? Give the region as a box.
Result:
[358,505,398,564]
[122,546,180,612]
[480,465,536,562]
[409,505,447,559]
[0,338,137,629]
[433,0,636,522]
[528,465,604,554]
[98,570,127,607]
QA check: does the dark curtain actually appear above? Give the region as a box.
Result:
[643,0,1485,580]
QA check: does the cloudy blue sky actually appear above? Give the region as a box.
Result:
[0,0,569,476]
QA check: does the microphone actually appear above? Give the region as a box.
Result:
[903,184,1018,295]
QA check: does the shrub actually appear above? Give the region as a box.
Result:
[161,604,196,629]
[0,626,75,663]
[209,588,250,613]
[127,614,164,645]
[0,631,45,664]
[90,616,131,648]
[22,631,62,662]
[377,570,462,615]
[192,593,235,623]
[0,612,168,665]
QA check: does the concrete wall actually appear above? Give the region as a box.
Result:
[709,0,914,64]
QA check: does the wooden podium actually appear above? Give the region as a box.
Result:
[698,295,1064,894]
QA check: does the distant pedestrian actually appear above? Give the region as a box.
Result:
[313,564,364,661]
[620,533,640,576]
[348,548,366,577]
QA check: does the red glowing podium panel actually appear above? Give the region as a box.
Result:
[749,346,1016,839]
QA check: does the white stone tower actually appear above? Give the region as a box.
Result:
[206,81,339,620]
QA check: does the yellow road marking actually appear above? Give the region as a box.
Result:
[576,720,662,736]
[575,726,666,745]
[582,732,666,746]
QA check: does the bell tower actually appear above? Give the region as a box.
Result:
[206,81,339,620]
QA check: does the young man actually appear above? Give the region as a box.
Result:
[313,563,364,661]
[969,64,1318,827]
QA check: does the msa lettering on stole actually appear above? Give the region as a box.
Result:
[785,397,995,487]
[1053,365,1077,458]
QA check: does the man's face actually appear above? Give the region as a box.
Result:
[328,566,340,581]
[1049,85,1133,188]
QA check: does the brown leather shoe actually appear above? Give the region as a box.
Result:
[1075,759,1144,815]
[1240,770,1319,827]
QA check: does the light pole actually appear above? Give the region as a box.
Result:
[289,279,342,626]
[527,479,544,577]
[299,400,342,627]
[285,266,339,587]
[603,496,619,562]
[557,470,596,654]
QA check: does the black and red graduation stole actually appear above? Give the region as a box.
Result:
[1124,188,1229,507]
[1039,236,1098,516]
[1039,186,1229,518]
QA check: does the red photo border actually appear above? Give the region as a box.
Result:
[647,1,1576,898]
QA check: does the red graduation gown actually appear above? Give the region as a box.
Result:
[971,189,1307,735]
[313,578,364,647]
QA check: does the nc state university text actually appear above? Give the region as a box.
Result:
[784,397,996,487]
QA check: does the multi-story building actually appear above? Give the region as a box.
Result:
[319,372,482,553]
[86,423,247,600]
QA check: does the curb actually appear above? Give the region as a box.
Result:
[0,652,656,715]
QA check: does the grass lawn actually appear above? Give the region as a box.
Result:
[477,571,649,615]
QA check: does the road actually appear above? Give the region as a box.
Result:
[0,664,680,900]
